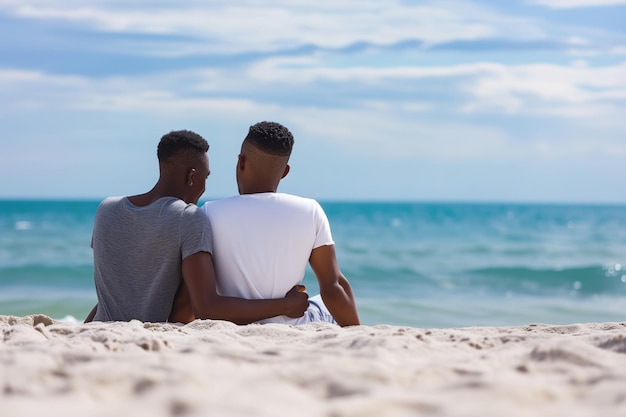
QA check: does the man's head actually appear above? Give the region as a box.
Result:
[243,121,294,157]
[236,122,294,194]
[157,130,210,204]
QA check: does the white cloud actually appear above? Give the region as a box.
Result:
[566,36,590,46]
[247,57,499,83]
[3,57,625,121]
[286,106,516,160]
[0,1,549,55]
[0,70,275,122]
[462,62,626,115]
[243,57,626,119]
[611,46,626,55]
[529,0,626,8]
[283,104,626,163]
[3,61,625,164]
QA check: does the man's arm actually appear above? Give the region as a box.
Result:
[84,304,97,323]
[176,251,309,325]
[309,244,360,327]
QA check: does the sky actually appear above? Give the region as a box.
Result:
[1,0,625,203]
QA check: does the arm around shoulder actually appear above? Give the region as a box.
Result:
[309,244,360,327]
[177,251,309,324]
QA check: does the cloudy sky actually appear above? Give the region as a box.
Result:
[1,0,625,202]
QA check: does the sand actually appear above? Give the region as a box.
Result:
[1,315,625,416]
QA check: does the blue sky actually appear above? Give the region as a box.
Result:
[1,0,625,202]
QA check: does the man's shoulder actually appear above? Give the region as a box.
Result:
[171,200,206,220]
[201,195,249,211]
[99,195,125,207]
[203,193,322,211]
[161,201,210,233]
[146,197,198,216]
[275,193,325,212]
[95,196,125,215]
[112,196,204,220]
[276,192,318,204]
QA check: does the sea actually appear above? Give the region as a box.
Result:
[1,199,625,328]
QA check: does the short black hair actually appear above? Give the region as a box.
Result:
[244,121,294,157]
[157,130,209,163]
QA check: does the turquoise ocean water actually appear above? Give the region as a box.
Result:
[1,199,625,328]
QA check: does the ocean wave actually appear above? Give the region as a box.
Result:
[463,265,626,296]
[0,265,93,288]
[330,263,626,299]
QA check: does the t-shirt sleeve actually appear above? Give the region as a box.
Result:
[180,205,214,260]
[312,201,334,249]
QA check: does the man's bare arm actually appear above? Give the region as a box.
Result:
[309,244,360,327]
[84,304,97,323]
[174,251,309,324]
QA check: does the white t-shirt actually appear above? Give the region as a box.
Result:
[202,193,334,324]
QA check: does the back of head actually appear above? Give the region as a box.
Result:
[238,122,294,193]
[157,130,209,166]
[244,121,294,157]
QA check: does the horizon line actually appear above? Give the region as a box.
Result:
[1,196,626,207]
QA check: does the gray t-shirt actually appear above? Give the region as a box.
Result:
[92,196,212,322]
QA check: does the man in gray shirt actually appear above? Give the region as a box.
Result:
[86,130,309,323]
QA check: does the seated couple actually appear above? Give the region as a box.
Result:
[85,122,360,327]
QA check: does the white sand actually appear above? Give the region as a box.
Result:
[1,315,626,417]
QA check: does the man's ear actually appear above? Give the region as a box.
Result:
[186,168,196,186]
[237,154,245,171]
[281,164,290,179]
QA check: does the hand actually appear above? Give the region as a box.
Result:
[284,285,309,318]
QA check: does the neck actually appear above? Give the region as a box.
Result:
[239,179,279,195]
[240,187,277,195]
[128,180,189,206]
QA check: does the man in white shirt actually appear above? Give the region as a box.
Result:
[203,121,360,326]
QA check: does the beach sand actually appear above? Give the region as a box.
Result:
[1,315,625,416]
